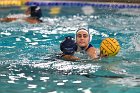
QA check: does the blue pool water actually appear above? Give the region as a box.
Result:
[0,6,140,93]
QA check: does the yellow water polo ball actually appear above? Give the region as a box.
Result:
[100,38,120,57]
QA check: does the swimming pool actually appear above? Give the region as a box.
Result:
[0,4,140,93]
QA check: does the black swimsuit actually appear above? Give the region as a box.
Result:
[85,44,93,51]
[79,44,93,51]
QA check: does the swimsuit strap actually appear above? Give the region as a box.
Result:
[79,44,93,51]
[85,44,93,51]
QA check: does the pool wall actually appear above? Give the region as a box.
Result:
[25,1,140,9]
[0,0,140,8]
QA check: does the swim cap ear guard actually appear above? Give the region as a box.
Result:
[60,36,77,55]
[75,28,92,42]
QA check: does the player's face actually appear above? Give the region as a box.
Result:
[76,30,90,47]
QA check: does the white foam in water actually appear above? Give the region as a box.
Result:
[12,15,91,35]
[42,35,48,37]
[43,18,55,23]
[0,74,6,76]
[89,28,100,35]
[40,16,89,34]
[28,27,43,31]
[77,88,83,91]
[16,38,21,41]
[48,91,57,93]
[40,77,50,81]
[82,88,92,93]
[33,38,47,42]
[101,32,109,37]
[0,32,11,36]
[9,76,19,81]
[52,61,72,71]
[109,77,140,87]
[72,80,82,84]
[57,82,65,86]
[7,80,15,84]
[17,73,26,78]
[28,84,37,88]
[63,80,68,82]
[41,87,46,90]
[25,38,31,42]
[22,28,29,32]
[29,42,38,45]
[53,80,58,83]
[27,77,33,81]
[33,61,54,68]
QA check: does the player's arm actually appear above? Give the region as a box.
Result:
[86,47,98,59]
[0,18,17,22]
[61,54,80,61]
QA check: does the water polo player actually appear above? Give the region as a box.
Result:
[60,29,120,61]
[75,28,97,59]
[0,5,42,24]
[75,28,120,59]
[60,36,80,61]
[25,5,43,23]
